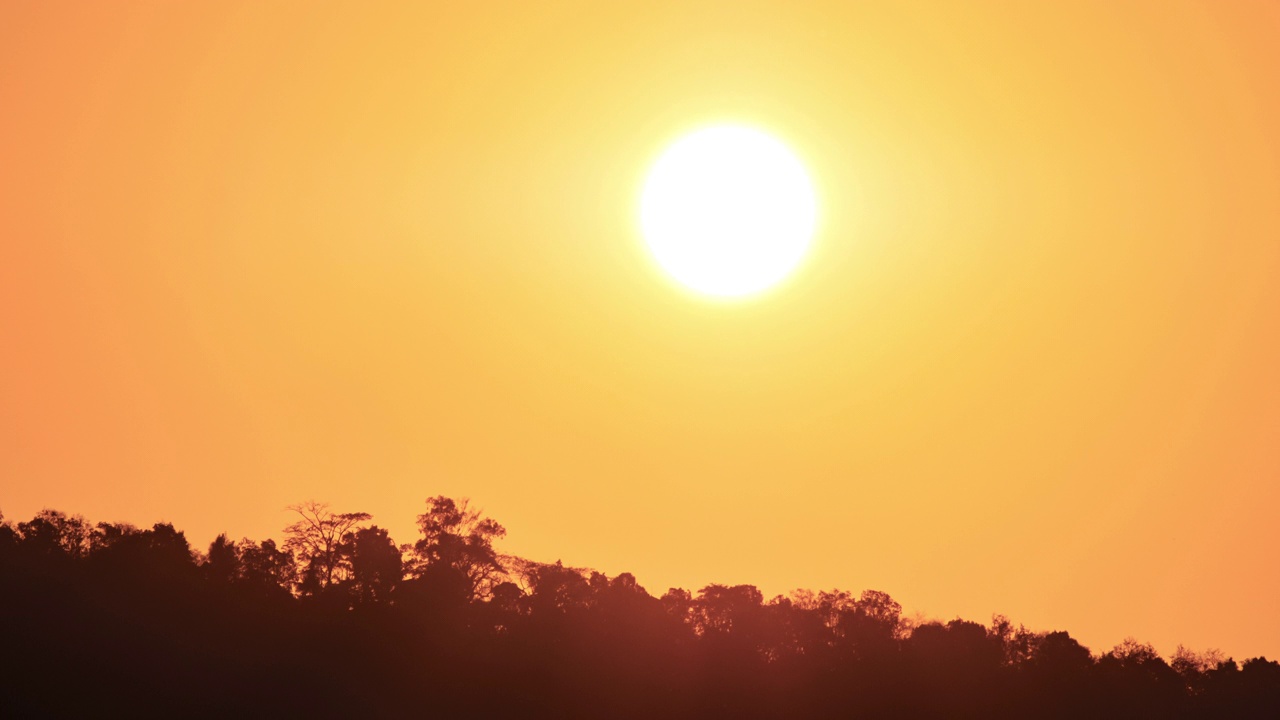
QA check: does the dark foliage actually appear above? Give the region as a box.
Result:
[0,502,1276,718]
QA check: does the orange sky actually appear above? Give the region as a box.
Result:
[3,1,1279,659]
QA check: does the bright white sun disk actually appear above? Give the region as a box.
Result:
[640,126,817,297]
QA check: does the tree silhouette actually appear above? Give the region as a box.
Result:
[15,509,90,559]
[282,500,370,594]
[2,497,1279,718]
[344,525,401,605]
[406,496,506,603]
[205,534,296,602]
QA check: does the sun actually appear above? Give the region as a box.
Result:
[640,125,817,298]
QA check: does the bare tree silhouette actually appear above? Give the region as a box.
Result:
[283,500,370,593]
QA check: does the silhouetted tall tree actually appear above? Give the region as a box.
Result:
[407,496,505,603]
[344,525,401,605]
[282,500,370,594]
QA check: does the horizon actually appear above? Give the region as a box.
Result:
[1,490,1271,664]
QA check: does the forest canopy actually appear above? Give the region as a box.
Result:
[1,498,1277,718]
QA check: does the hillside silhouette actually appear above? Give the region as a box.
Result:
[1,497,1277,718]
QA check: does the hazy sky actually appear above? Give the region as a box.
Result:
[3,1,1278,659]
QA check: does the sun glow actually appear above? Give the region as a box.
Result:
[640,125,817,298]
